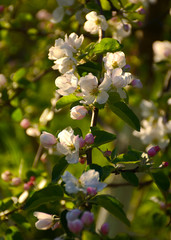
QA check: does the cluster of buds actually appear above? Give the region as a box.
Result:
[24,176,36,190]
[66,209,94,234]
[1,170,21,186]
[20,118,40,137]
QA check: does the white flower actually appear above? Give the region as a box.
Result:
[140,100,158,118]
[39,108,54,125]
[70,105,88,120]
[153,41,171,62]
[0,74,7,89]
[110,68,132,88]
[48,38,72,61]
[133,117,170,149]
[65,33,84,52]
[103,51,126,70]
[55,72,78,96]
[62,170,107,194]
[53,56,76,74]
[51,7,64,23]
[57,127,80,164]
[112,20,131,42]
[80,73,111,105]
[84,11,108,34]
[34,212,57,230]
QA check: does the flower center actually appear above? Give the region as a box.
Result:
[91,88,99,96]
[112,61,118,68]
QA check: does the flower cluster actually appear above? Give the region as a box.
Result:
[152,40,171,63]
[133,100,171,149]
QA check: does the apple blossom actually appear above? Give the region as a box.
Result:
[11,177,21,186]
[20,118,30,129]
[55,72,78,96]
[152,40,171,62]
[78,136,85,148]
[70,105,88,120]
[140,100,158,118]
[1,170,12,182]
[57,127,80,164]
[40,132,57,148]
[84,11,108,34]
[112,20,131,42]
[34,212,58,230]
[80,73,111,105]
[86,187,97,196]
[103,51,126,70]
[109,68,132,89]
[52,56,76,74]
[52,7,64,23]
[65,33,84,52]
[61,170,107,194]
[85,133,94,144]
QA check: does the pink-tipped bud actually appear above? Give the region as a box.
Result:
[1,170,12,182]
[20,118,30,129]
[87,187,97,196]
[81,211,94,226]
[30,176,36,182]
[104,150,112,157]
[85,133,94,145]
[40,131,57,148]
[70,106,88,120]
[123,24,129,32]
[24,183,31,190]
[162,161,169,167]
[100,223,109,235]
[68,219,83,234]
[131,79,143,88]
[137,8,146,15]
[66,209,81,222]
[11,177,21,186]
[79,157,86,164]
[147,146,160,157]
[0,5,4,13]
[79,137,86,148]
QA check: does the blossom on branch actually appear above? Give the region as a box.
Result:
[103,51,126,70]
[61,169,106,194]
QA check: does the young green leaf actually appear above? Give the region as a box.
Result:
[24,185,63,210]
[121,172,139,187]
[77,61,102,77]
[91,127,116,147]
[151,171,170,192]
[108,101,140,131]
[56,94,82,110]
[91,38,122,55]
[90,194,130,226]
[52,157,68,183]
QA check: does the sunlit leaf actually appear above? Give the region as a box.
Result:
[56,94,82,109]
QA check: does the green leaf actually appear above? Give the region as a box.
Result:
[11,108,23,122]
[77,61,102,77]
[90,195,130,226]
[6,226,23,240]
[108,92,121,103]
[11,213,31,230]
[121,172,139,186]
[52,157,68,183]
[108,101,140,131]
[91,127,116,147]
[113,150,142,164]
[73,127,83,137]
[24,185,63,210]
[101,165,115,181]
[12,68,26,82]
[82,231,100,240]
[151,171,170,192]
[91,38,122,55]
[56,94,82,110]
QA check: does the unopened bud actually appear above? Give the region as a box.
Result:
[162,161,169,167]
[87,187,97,196]
[123,64,131,71]
[81,211,94,226]
[68,219,83,234]
[11,177,21,186]
[1,170,12,182]
[85,133,94,145]
[30,176,36,182]
[137,8,146,15]
[79,157,86,164]
[66,209,81,222]
[20,118,30,129]
[100,222,109,235]
[70,106,88,120]
[40,132,57,148]
[123,24,129,32]
[147,146,160,157]
[24,183,31,190]
[79,137,85,148]
[104,150,112,157]
[131,79,143,88]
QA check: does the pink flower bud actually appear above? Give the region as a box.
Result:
[100,223,109,235]
[68,219,83,234]
[66,209,81,222]
[104,150,112,157]
[147,146,160,157]
[11,177,21,186]
[20,118,30,129]
[81,211,94,226]
[123,64,131,71]
[162,161,169,167]
[70,106,88,120]
[1,170,12,182]
[131,79,143,88]
[87,187,97,196]
[79,137,85,148]
[30,176,36,182]
[85,133,94,145]
[24,183,31,190]
[79,157,86,164]
[40,132,57,148]
[137,8,146,14]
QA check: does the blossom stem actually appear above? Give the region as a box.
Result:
[32,144,43,168]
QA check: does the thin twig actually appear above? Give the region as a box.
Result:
[32,144,43,168]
